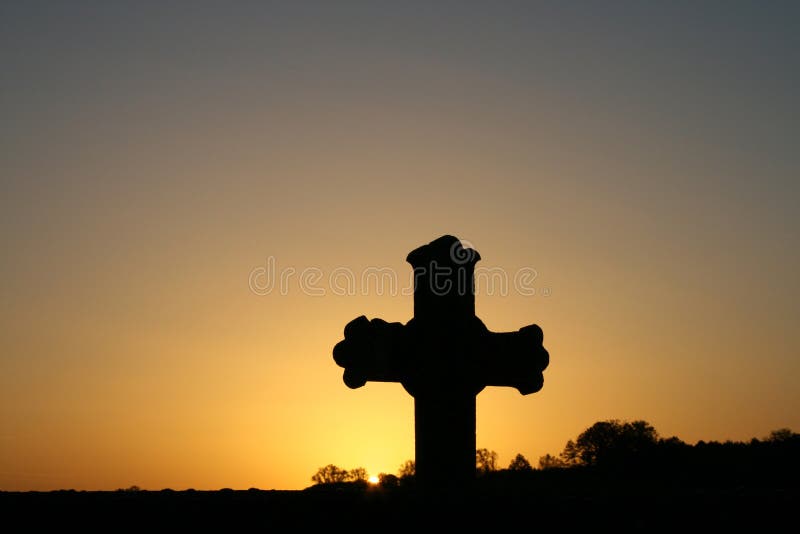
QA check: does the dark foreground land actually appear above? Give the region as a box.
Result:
[2,470,797,531]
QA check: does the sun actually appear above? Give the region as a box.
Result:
[368,475,380,485]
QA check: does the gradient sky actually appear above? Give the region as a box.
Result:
[1,2,798,491]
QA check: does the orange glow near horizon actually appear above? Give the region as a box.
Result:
[1,4,798,491]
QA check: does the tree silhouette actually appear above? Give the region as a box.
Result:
[768,428,795,442]
[538,453,568,470]
[378,473,399,488]
[560,419,658,467]
[560,439,580,466]
[398,459,415,478]
[311,464,350,485]
[348,467,367,482]
[476,448,498,474]
[508,453,533,471]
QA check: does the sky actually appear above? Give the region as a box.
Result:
[1,1,798,491]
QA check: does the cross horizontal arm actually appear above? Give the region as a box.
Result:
[332,316,407,389]
[333,316,549,395]
[478,324,549,395]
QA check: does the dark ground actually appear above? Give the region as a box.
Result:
[2,471,796,531]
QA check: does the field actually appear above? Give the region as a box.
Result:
[3,471,795,530]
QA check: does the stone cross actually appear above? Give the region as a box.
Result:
[333,235,549,487]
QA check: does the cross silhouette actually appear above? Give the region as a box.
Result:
[333,235,549,487]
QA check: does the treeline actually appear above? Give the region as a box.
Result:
[535,420,799,480]
[310,459,416,488]
[310,420,799,488]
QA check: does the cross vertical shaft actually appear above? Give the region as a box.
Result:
[403,236,482,487]
[415,391,476,487]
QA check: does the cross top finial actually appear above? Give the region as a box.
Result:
[406,235,481,323]
[406,234,481,266]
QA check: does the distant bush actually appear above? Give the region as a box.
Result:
[476,448,498,475]
[508,453,533,471]
[398,459,416,479]
[311,464,371,485]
